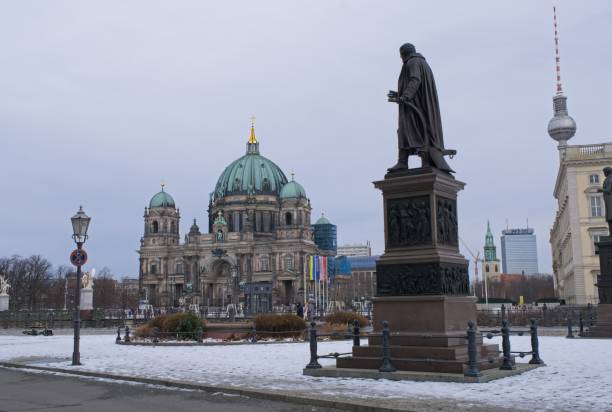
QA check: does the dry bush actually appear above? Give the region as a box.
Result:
[319,323,353,340]
[134,324,153,338]
[137,313,205,340]
[254,314,306,338]
[324,311,369,327]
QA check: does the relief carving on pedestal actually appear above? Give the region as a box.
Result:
[387,196,431,247]
[436,197,458,246]
[376,262,469,296]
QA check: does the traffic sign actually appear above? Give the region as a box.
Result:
[70,249,88,267]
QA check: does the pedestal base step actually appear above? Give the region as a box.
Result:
[304,363,541,383]
[353,343,499,362]
[337,354,500,374]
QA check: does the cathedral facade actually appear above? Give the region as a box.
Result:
[138,126,319,312]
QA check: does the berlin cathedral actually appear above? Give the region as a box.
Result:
[138,124,336,312]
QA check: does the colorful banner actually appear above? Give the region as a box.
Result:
[309,255,314,281]
[321,256,328,282]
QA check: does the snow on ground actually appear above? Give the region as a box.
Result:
[0,333,609,411]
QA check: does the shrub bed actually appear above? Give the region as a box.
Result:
[254,314,306,338]
[324,311,369,327]
[135,312,205,340]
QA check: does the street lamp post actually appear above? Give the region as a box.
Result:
[70,206,91,366]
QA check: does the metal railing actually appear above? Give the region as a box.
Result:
[305,319,545,377]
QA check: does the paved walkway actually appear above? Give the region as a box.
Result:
[0,367,337,412]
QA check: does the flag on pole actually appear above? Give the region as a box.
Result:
[309,255,314,281]
[321,256,328,282]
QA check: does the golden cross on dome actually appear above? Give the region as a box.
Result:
[248,115,257,144]
[161,181,166,191]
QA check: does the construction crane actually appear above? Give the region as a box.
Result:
[459,237,488,304]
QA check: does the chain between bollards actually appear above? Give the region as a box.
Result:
[305,321,322,369]
[464,321,481,377]
[379,320,396,372]
[353,319,360,347]
[500,320,514,370]
[528,319,544,365]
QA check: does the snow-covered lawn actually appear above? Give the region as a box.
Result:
[0,333,609,411]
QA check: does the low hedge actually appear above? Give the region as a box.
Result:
[324,311,369,327]
[135,312,205,340]
[254,314,306,338]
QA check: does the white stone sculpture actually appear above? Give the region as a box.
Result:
[82,268,95,289]
[0,275,10,295]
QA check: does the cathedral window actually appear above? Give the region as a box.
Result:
[495,264,498,272]
[262,178,271,192]
[151,264,157,274]
[152,221,159,233]
[590,174,600,184]
[485,264,490,272]
[171,221,176,234]
[285,212,292,226]
[284,256,294,270]
[260,257,270,271]
[176,262,183,274]
[590,196,603,217]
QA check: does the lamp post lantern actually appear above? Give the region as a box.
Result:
[70,206,90,366]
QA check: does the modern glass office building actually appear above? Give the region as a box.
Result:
[500,228,539,275]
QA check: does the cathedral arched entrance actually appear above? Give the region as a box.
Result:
[202,258,239,307]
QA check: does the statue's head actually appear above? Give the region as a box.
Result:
[399,43,416,61]
[604,167,612,177]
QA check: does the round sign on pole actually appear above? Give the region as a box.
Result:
[70,249,88,267]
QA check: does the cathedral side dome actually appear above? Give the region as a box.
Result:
[149,187,176,209]
[280,178,307,199]
[213,125,288,200]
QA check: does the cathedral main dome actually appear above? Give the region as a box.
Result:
[213,126,288,200]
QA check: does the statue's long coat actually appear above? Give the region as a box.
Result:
[397,53,445,155]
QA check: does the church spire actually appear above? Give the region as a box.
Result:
[547,6,576,147]
[484,221,497,261]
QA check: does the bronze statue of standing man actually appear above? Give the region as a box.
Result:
[387,43,455,173]
[599,167,612,234]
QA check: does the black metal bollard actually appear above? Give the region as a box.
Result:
[464,321,481,377]
[115,326,121,343]
[500,320,514,370]
[196,327,203,343]
[501,304,506,322]
[152,327,159,344]
[353,319,360,347]
[305,321,321,369]
[124,326,130,343]
[579,313,584,335]
[528,319,544,365]
[566,317,574,339]
[250,326,257,343]
[379,320,396,372]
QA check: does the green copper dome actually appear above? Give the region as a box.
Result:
[149,189,176,209]
[280,180,307,199]
[314,214,331,225]
[214,140,288,199]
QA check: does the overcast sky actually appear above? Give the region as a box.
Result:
[1,1,610,279]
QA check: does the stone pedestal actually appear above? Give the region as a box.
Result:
[0,294,8,311]
[337,168,500,373]
[80,288,93,310]
[585,237,612,337]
